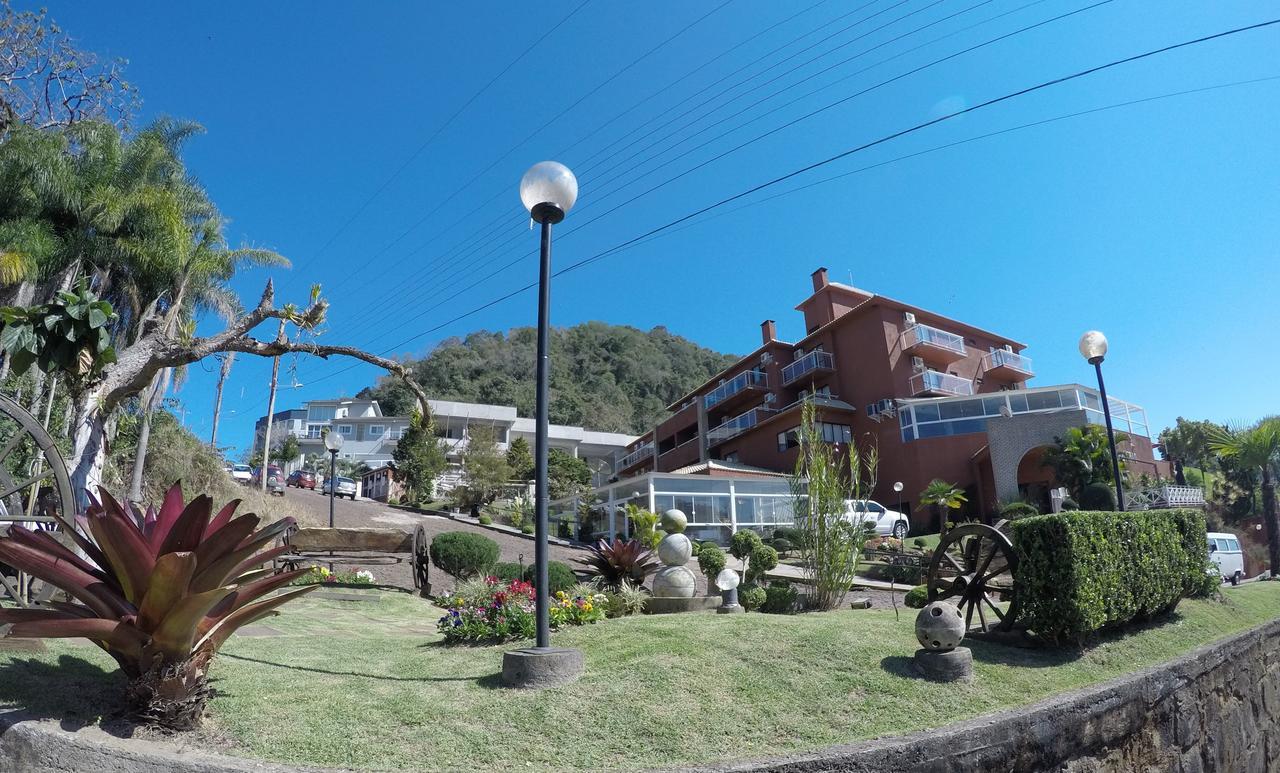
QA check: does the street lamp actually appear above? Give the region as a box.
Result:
[325,430,343,528]
[502,161,583,689]
[1079,330,1125,511]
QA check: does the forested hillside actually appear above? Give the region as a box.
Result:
[357,323,738,434]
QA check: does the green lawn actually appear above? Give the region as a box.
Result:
[1,584,1277,771]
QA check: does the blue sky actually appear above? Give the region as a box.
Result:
[38,0,1280,457]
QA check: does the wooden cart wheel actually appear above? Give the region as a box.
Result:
[926,523,1019,633]
[411,523,430,593]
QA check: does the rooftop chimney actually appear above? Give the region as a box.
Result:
[761,319,777,345]
[811,266,829,291]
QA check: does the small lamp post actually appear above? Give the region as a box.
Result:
[893,481,904,518]
[325,430,343,528]
[1079,330,1125,511]
[502,161,583,689]
[715,568,742,614]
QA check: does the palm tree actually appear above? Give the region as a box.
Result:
[918,479,967,536]
[1209,419,1280,578]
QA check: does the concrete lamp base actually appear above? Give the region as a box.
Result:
[913,646,973,683]
[501,647,584,689]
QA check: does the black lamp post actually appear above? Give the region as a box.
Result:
[325,430,343,528]
[517,161,579,656]
[1079,330,1124,511]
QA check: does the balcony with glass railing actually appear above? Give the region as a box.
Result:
[909,369,973,397]
[900,323,966,365]
[617,441,655,470]
[781,350,835,386]
[706,407,776,446]
[981,348,1034,380]
[704,369,768,411]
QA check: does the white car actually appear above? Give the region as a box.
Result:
[1208,532,1245,585]
[228,464,253,484]
[844,499,910,539]
[322,476,358,500]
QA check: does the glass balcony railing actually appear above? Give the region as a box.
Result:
[781,350,835,385]
[982,348,1033,374]
[707,407,776,446]
[705,370,768,409]
[901,323,966,357]
[618,442,654,469]
[909,370,973,397]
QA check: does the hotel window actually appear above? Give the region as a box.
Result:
[777,427,800,452]
[820,423,852,444]
[336,424,353,436]
[368,425,384,438]
[306,424,325,439]
[307,406,336,422]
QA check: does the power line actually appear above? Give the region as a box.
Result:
[293,0,593,275]
[274,17,1278,401]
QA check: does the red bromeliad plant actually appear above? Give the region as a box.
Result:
[580,537,658,589]
[0,483,315,729]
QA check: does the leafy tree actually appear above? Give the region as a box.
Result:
[1158,417,1222,471]
[391,411,447,505]
[454,424,510,512]
[548,447,591,500]
[1040,425,1127,501]
[357,323,739,434]
[1209,419,1280,577]
[505,436,533,481]
[918,479,967,536]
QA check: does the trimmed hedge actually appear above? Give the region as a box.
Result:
[429,532,500,579]
[523,560,577,595]
[1008,508,1209,643]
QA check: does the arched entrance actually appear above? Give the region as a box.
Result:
[1015,446,1058,512]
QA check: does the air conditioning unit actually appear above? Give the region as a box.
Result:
[903,312,916,325]
[911,356,925,373]
[760,352,773,365]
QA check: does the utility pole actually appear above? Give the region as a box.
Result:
[210,352,235,449]
[260,319,288,493]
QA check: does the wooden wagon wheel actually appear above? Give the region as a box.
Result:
[0,393,77,607]
[926,522,1019,633]
[411,523,430,593]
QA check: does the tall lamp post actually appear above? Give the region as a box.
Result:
[502,161,583,688]
[325,430,343,528]
[1079,330,1125,511]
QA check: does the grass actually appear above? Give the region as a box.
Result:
[0,583,1277,771]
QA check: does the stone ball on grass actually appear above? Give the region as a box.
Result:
[652,565,697,598]
[657,533,692,566]
[915,601,965,652]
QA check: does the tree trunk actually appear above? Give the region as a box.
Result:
[209,352,234,447]
[128,368,171,504]
[68,389,109,508]
[1262,466,1279,579]
[124,650,213,730]
[260,322,286,493]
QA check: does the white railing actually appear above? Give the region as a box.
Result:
[901,323,965,356]
[983,349,1033,374]
[618,442,654,469]
[782,351,835,385]
[1126,485,1206,510]
[705,370,768,409]
[909,370,973,396]
[707,407,776,445]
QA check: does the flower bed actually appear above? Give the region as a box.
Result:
[289,566,376,585]
[436,578,607,644]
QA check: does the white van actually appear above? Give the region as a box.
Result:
[1207,532,1245,585]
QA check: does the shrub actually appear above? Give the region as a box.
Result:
[746,543,778,585]
[522,523,535,535]
[491,561,524,583]
[580,537,659,589]
[605,578,648,617]
[1079,482,1117,511]
[1008,508,1209,643]
[770,537,794,557]
[739,584,767,611]
[912,537,927,550]
[429,532,500,579]
[1000,501,1040,520]
[437,578,535,644]
[477,513,492,525]
[761,581,799,614]
[730,530,762,561]
[696,542,727,583]
[1061,498,1080,511]
[627,505,663,551]
[770,526,805,548]
[904,584,929,609]
[1188,560,1221,599]
[523,560,577,595]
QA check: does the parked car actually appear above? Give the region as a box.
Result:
[287,469,317,490]
[1208,532,1245,585]
[844,499,910,539]
[266,471,286,497]
[321,476,358,499]
[228,464,253,484]
[250,464,283,486]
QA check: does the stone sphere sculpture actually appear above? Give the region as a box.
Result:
[915,601,966,652]
[651,509,697,598]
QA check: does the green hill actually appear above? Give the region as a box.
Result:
[357,323,739,435]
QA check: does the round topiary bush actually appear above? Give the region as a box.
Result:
[491,561,524,583]
[1080,482,1118,511]
[523,560,577,594]
[746,543,779,585]
[1000,501,1040,520]
[696,542,726,581]
[1061,497,1080,511]
[730,529,763,560]
[740,584,767,611]
[477,513,492,525]
[429,531,500,579]
[904,584,929,609]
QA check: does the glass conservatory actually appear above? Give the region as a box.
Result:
[549,472,797,545]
